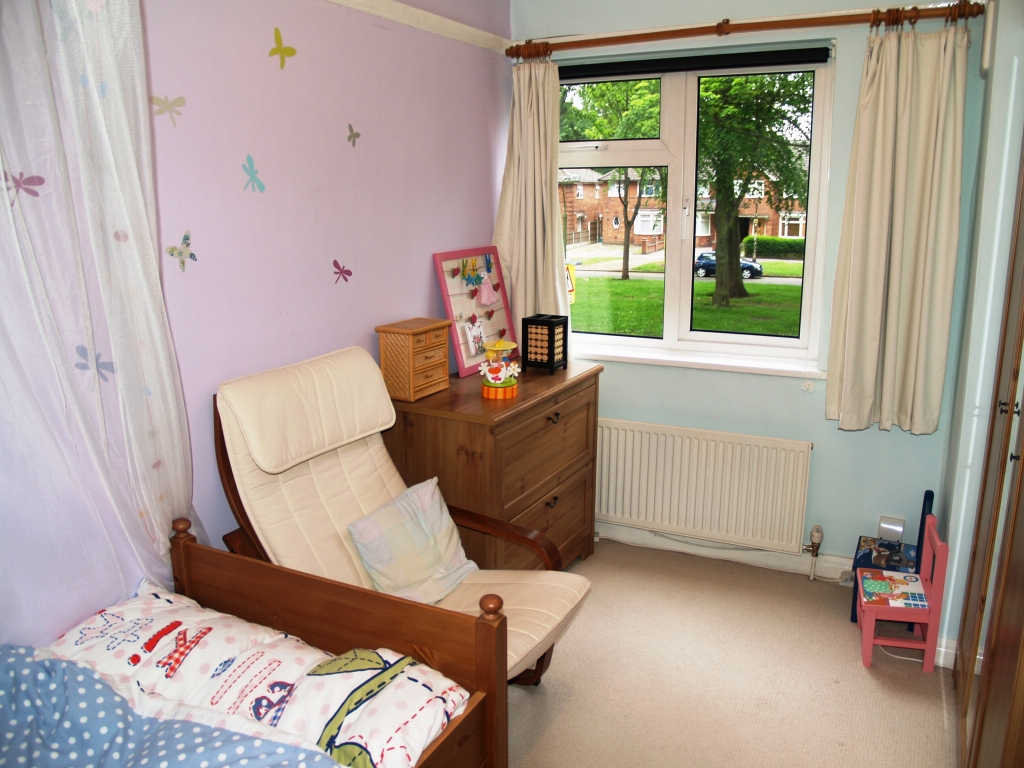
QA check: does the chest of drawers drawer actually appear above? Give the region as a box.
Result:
[496,385,595,517]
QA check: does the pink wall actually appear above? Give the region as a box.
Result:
[142,0,512,544]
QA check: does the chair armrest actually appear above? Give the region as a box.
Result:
[448,505,563,571]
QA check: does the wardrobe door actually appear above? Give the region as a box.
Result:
[956,139,1024,767]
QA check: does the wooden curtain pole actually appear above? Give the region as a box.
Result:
[505,1,985,59]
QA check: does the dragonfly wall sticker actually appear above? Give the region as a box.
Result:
[150,95,186,127]
[269,27,296,70]
[4,172,45,207]
[347,124,360,147]
[166,231,196,272]
[333,260,352,283]
[74,346,116,382]
[242,155,265,192]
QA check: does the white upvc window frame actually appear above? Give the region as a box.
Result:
[559,61,834,377]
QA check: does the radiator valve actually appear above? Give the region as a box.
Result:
[804,525,824,581]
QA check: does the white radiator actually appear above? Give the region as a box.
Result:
[596,418,812,554]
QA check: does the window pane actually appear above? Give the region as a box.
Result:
[560,80,661,142]
[559,166,667,338]
[691,72,813,338]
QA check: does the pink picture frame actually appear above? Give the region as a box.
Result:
[433,246,518,377]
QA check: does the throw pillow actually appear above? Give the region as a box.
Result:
[347,477,478,604]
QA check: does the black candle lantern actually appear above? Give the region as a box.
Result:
[521,314,569,374]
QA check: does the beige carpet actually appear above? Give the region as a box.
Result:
[509,539,956,768]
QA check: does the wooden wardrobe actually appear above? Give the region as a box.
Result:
[954,136,1024,767]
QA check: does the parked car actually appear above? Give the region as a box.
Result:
[693,252,763,279]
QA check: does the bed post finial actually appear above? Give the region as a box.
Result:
[479,594,503,619]
[172,518,193,538]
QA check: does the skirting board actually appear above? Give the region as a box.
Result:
[595,520,957,668]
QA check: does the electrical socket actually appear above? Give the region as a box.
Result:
[801,380,815,393]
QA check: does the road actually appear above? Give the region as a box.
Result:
[574,268,801,286]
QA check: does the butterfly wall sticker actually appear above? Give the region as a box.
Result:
[150,95,186,127]
[74,345,115,382]
[242,155,265,192]
[166,231,196,272]
[333,260,352,283]
[347,124,360,147]
[4,171,45,207]
[269,27,296,70]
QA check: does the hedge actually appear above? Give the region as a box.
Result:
[741,236,805,260]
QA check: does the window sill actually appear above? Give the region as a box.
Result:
[570,338,827,379]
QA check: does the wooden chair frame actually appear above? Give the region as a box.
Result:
[170,518,508,768]
[856,514,949,673]
[213,394,563,684]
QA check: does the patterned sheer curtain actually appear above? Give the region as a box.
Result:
[0,0,200,645]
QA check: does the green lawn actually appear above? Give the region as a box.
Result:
[571,277,665,337]
[691,281,801,336]
[571,276,802,337]
[759,259,803,278]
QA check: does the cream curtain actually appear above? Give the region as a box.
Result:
[826,25,969,434]
[0,0,199,644]
[493,60,570,331]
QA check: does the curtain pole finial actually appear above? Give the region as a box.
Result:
[504,40,553,60]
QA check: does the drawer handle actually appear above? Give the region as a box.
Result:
[546,496,559,508]
[547,412,561,425]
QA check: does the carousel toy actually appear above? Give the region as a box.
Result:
[479,339,520,399]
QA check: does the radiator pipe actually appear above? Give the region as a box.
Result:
[804,525,824,581]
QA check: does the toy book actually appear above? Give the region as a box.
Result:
[859,568,929,609]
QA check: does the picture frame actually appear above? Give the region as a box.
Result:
[433,246,518,377]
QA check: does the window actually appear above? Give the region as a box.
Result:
[560,79,661,141]
[734,178,765,198]
[576,184,584,199]
[635,209,664,236]
[695,212,712,237]
[780,213,806,238]
[559,60,832,372]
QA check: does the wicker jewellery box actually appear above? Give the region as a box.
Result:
[374,317,452,401]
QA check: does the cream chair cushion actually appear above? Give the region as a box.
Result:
[438,570,590,678]
[217,346,591,678]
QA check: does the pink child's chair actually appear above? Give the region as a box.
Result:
[856,515,948,672]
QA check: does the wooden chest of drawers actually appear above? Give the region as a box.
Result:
[375,317,451,402]
[382,362,602,570]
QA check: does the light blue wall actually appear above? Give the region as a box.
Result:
[940,0,1024,639]
[512,0,992,640]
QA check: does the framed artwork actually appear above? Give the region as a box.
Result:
[433,246,518,377]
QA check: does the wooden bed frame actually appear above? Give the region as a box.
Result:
[170,518,508,768]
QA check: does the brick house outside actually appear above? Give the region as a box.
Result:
[694,178,807,255]
[558,168,666,254]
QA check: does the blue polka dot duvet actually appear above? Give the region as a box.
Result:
[0,645,332,767]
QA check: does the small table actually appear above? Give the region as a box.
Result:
[382,362,603,570]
